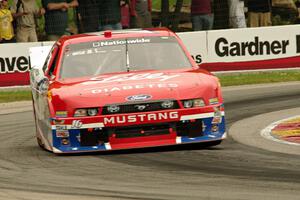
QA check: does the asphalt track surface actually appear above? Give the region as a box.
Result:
[0,82,300,200]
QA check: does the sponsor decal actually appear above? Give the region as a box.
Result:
[56,130,69,138]
[126,94,152,101]
[61,138,70,145]
[71,120,83,128]
[212,116,222,124]
[215,37,289,57]
[56,125,67,131]
[209,98,219,105]
[56,111,68,118]
[0,56,31,74]
[90,83,178,94]
[211,124,219,132]
[103,111,179,125]
[93,38,151,47]
[83,73,180,85]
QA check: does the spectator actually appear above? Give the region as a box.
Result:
[228,0,246,28]
[11,0,45,43]
[99,0,125,31]
[121,0,130,28]
[246,0,272,27]
[42,0,78,41]
[296,0,300,20]
[190,0,214,31]
[77,0,100,33]
[129,0,152,28]
[213,0,229,29]
[0,0,15,43]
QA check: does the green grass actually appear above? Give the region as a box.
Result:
[217,70,300,87]
[1,70,300,103]
[0,91,32,103]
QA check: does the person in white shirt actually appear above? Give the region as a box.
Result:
[228,0,246,28]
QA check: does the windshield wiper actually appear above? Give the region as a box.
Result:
[125,38,130,72]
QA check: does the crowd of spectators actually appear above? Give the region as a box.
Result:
[191,0,273,30]
[77,0,152,33]
[0,0,153,43]
[0,0,299,43]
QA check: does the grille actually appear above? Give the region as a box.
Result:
[114,124,171,138]
[79,120,204,146]
[102,100,180,115]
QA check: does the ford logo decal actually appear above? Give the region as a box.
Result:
[126,94,152,101]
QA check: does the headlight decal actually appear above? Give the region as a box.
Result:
[74,108,99,117]
[161,100,174,109]
[182,98,205,108]
[107,105,121,113]
[87,108,98,116]
[74,109,87,117]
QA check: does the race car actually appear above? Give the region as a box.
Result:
[30,28,226,154]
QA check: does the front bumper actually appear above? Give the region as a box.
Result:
[50,106,226,153]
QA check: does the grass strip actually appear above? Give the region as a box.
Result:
[217,70,300,87]
[0,70,300,103]
[0,91,32,103]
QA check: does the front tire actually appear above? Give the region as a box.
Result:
[36,136,45,149]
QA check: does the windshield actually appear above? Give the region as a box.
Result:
[60,36,193,79]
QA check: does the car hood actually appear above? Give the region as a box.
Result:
[50,71,219,110]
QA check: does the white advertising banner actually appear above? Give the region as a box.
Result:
[0,42,38,74]
[0,41,54,74]
[178,31,207,64]
[207,25,300,62]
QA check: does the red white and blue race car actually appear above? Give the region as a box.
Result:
[30,28,226,154]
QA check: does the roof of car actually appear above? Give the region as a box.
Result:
[57,27,176,45]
